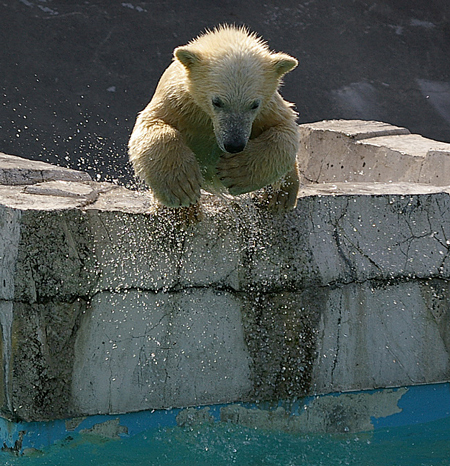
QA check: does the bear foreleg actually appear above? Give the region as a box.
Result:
[260,161,300,211]
[129,119,203,207]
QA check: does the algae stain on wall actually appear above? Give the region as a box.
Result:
[220,388,407,434]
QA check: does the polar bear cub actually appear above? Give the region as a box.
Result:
[129,25,299,211]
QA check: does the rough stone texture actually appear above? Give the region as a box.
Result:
[0,153,92,186]
[313,281,450,393]
[11,300,88,420]
[298,120,450,185]
[1,120,450,421]
[72,289,252,415]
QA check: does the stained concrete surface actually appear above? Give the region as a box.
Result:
[1,120,450,421]
[1,0,450,185]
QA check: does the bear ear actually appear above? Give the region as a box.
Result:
[271,53,298,78]
[174,47,201,69]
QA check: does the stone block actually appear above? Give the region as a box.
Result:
[420,148,450,185]
[312,280,450,393]
[8,300,88,421]
[302,187,450,285]
[0,152,91,185]
[298,119,450,185]
[297,120,410,183]
[72,289,252,415]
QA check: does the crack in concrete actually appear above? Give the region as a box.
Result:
[393,199,450,274]
[331,198,384,280]
[330,298,342,385]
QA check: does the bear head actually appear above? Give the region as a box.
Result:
[174,25,297,154]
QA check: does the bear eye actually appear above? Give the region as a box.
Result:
[250,100,261,110]
[212,97,225,109]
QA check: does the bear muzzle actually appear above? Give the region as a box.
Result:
[215,114,253,154]
[223,139,247,154]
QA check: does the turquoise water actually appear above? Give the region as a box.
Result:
[3,416,450,466]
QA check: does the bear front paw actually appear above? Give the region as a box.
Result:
[261,186,297,212]
[258,169,299,212]
[153,167,202,208]
[216,154,256,195]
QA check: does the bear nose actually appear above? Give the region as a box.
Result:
[224,140,246,154]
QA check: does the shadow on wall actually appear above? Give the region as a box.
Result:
[417,80,450,126]
[331,82,385,121]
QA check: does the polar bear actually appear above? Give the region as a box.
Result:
[129,25,299,211]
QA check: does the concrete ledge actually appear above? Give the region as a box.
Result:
[0,152,92,186]
[1,120,450,421]
[298,119,450,185]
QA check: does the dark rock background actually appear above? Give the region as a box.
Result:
[1,0,449,185]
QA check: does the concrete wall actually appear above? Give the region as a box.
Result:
[1,120,450,421]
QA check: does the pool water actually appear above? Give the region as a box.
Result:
[3,415,450,466]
